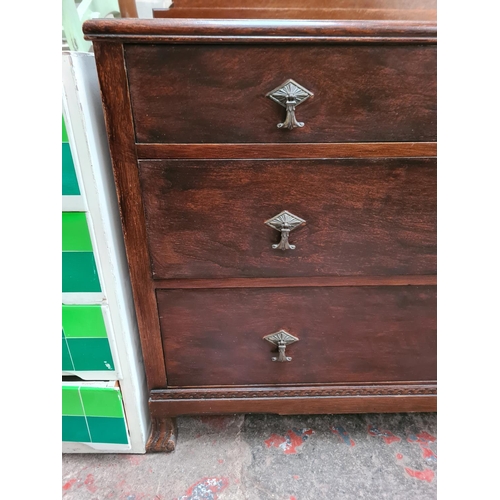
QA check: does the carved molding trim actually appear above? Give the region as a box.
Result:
[151,385,437,400]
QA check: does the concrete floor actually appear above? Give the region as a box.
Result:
[62,412,437,500]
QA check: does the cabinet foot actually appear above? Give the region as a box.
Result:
[146,417,177,452]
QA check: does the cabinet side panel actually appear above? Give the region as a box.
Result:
[92,41,167,389]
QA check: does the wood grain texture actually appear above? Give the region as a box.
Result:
[154,8,436,21]
[126,44,435,144]
[153,275,437,289]
[83,18,437,44]
[136,142,437,160]
[149,394,437,417]
[157,286,437,387]
[117,0,138,18]
[138,158,436,279]
[166,0,436,9]
[92,42,167,389]
[146,417,177,452]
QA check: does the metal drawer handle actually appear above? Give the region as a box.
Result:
[265,210,306,251]
[266,79,313,130]
[263,330,299,362]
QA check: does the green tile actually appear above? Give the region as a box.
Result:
[62,387,84,416]
[62,416,90,442]
[62,143,80,195]
[62,252,101,293]
[66,338,114,371]
[87,416,128,444]
[80,387,124,418]
[62,115,69,142]
[62,213,93,252]
[62,305,107,339]
[62,338,75,371]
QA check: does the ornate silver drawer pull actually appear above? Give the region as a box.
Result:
[263,330,299,362]
[266,79,313,130]
[265,210,306,251]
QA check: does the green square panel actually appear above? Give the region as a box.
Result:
[62,338,75,371]
[62,252,101,293]
[62,115,69,142]
[80,387,124,418]
[62,305,107,339]
[62,416,90,442]
[62,143,80,196]
[66,338,115,371]
[62,213,93,252]
[62,387,84,416]
[87,416,128,444]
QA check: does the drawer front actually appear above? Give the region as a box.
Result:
[139,158,436,279]
[126,44,436,144]
[158,286,437,387]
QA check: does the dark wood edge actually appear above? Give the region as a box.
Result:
[152,275,437,289]
[149,395,437,417]
[83,19,436,42]
[92,42,167,389]
[146,417,177,452]
[85,35,436,44]
[136,142,437,160]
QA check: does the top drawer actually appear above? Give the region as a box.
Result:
[125,44,436,144]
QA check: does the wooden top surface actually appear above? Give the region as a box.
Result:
[154,0,436,21]
[168,0,435,7]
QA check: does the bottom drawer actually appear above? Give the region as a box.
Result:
[158,286,436,387]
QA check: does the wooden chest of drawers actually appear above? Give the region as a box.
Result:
[84,2,436,452]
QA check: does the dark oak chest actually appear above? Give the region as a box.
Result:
[84,1,436,451]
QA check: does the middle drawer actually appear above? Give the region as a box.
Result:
[138,158,436,280]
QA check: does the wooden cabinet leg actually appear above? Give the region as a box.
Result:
[146,417,177,452]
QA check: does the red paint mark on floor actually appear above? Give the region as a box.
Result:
[421,447,436,460]
[62,479,77,491]
[331,426,355,446]
[217,459,224,464]
[293,475,300,480]
[404,467,435,483]
[84,474,97,493]
[290,496,298,500]
[178,477,229,500]
[396,453,403,460]
[367,425,401,444]
[264,428,314,454]
[407,431,437,463]
[407,431,436,445]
